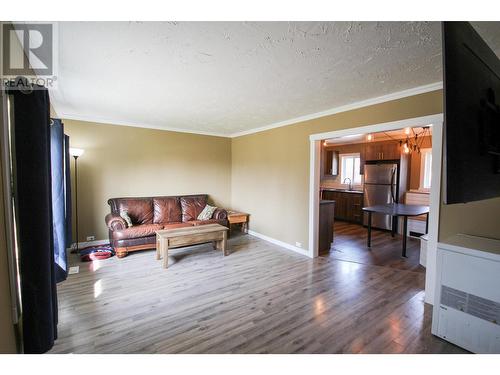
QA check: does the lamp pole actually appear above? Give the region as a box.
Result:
[69,148,84,253]
[73,154,79,253]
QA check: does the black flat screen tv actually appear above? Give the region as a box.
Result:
[443,22,500,204]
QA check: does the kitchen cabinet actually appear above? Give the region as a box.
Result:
[318,200,335,255]
[364,143,381,161]
[324,150,339,176]
[346,193,364,223]
[323,190,346,218]
[381,142,402,160]
[321,190,364,224]
[364,141,401,161]
[359,149,365,175]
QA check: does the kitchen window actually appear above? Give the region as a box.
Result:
[420,148,432,190]
[340,153,362,185]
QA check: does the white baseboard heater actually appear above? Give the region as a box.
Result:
[432,234,500,353]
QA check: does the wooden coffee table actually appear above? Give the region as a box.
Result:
[156,224,228,269]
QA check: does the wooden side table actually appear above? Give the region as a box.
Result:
[227,211,249,235]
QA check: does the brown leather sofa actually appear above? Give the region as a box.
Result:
[105,194,228,258]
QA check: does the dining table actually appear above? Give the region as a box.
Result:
[362,203,430,257]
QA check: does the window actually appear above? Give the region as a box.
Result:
[340,153,362,185]
[420,148,432,190]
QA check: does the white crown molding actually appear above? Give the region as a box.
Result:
[52,81,442,139]
[56,113,229,138]
[229,81,443,138]
[48,84,228,137]
[247,230,309,257]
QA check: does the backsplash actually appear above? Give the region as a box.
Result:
[321,177,364,190]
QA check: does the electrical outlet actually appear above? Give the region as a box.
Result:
[295,242,302,248]
[86,235,95,241]
[68,266,79,275]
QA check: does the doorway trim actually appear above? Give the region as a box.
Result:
[308,113,444,304]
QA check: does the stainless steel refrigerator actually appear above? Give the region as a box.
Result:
[363,162,399,230]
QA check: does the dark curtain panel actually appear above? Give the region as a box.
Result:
[9,85,57,353]
[64,134,72,250]
[50,118,68,282]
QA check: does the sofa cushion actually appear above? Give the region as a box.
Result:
[119,210,133,227]
[197,204,217,220]
[112,223,163,241]
[153,197,182,224]
[180,195,208,222]
[116,198,154,225]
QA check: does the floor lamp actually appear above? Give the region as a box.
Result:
[69,147,84,253]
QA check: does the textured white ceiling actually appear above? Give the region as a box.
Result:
[50,21,500,137]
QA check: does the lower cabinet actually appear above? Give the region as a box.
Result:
[319,201,335,255]
[321,190,364,224]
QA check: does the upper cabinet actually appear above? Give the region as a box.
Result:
[364,141,401,161]
[322,140,403,178]
[325,150,339,176]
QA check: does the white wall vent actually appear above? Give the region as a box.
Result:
[441,285,500,326]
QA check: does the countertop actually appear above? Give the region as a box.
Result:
[320,199,336,204]
[321,187,364,194]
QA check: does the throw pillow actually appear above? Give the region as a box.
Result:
[197,204,217,221]
[120,210,133,227]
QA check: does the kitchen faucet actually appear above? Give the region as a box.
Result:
[343,177,352,191]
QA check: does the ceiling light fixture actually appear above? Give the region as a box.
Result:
[398,126,431,154]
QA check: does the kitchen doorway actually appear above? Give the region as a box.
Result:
[308,114,443,304]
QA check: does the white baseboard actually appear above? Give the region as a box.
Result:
[74,233,310,257]
[70,239,109,250]
[247,230,309,257]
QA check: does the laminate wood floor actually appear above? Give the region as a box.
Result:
[49,232,466,354]
[327,221,425,272]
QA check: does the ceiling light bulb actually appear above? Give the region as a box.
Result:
[323,141,327,146]
[404,127,411,135]
[367,134,372,141]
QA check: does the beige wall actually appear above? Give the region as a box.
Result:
[0,152,17,353]
[440,198,500,240]
[63,89,500,248]
[64,120,232,242]
[231,89,500,250]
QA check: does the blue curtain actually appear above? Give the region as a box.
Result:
[64,134,72,250]
[9,85,57,353]
[50,118,68,282]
